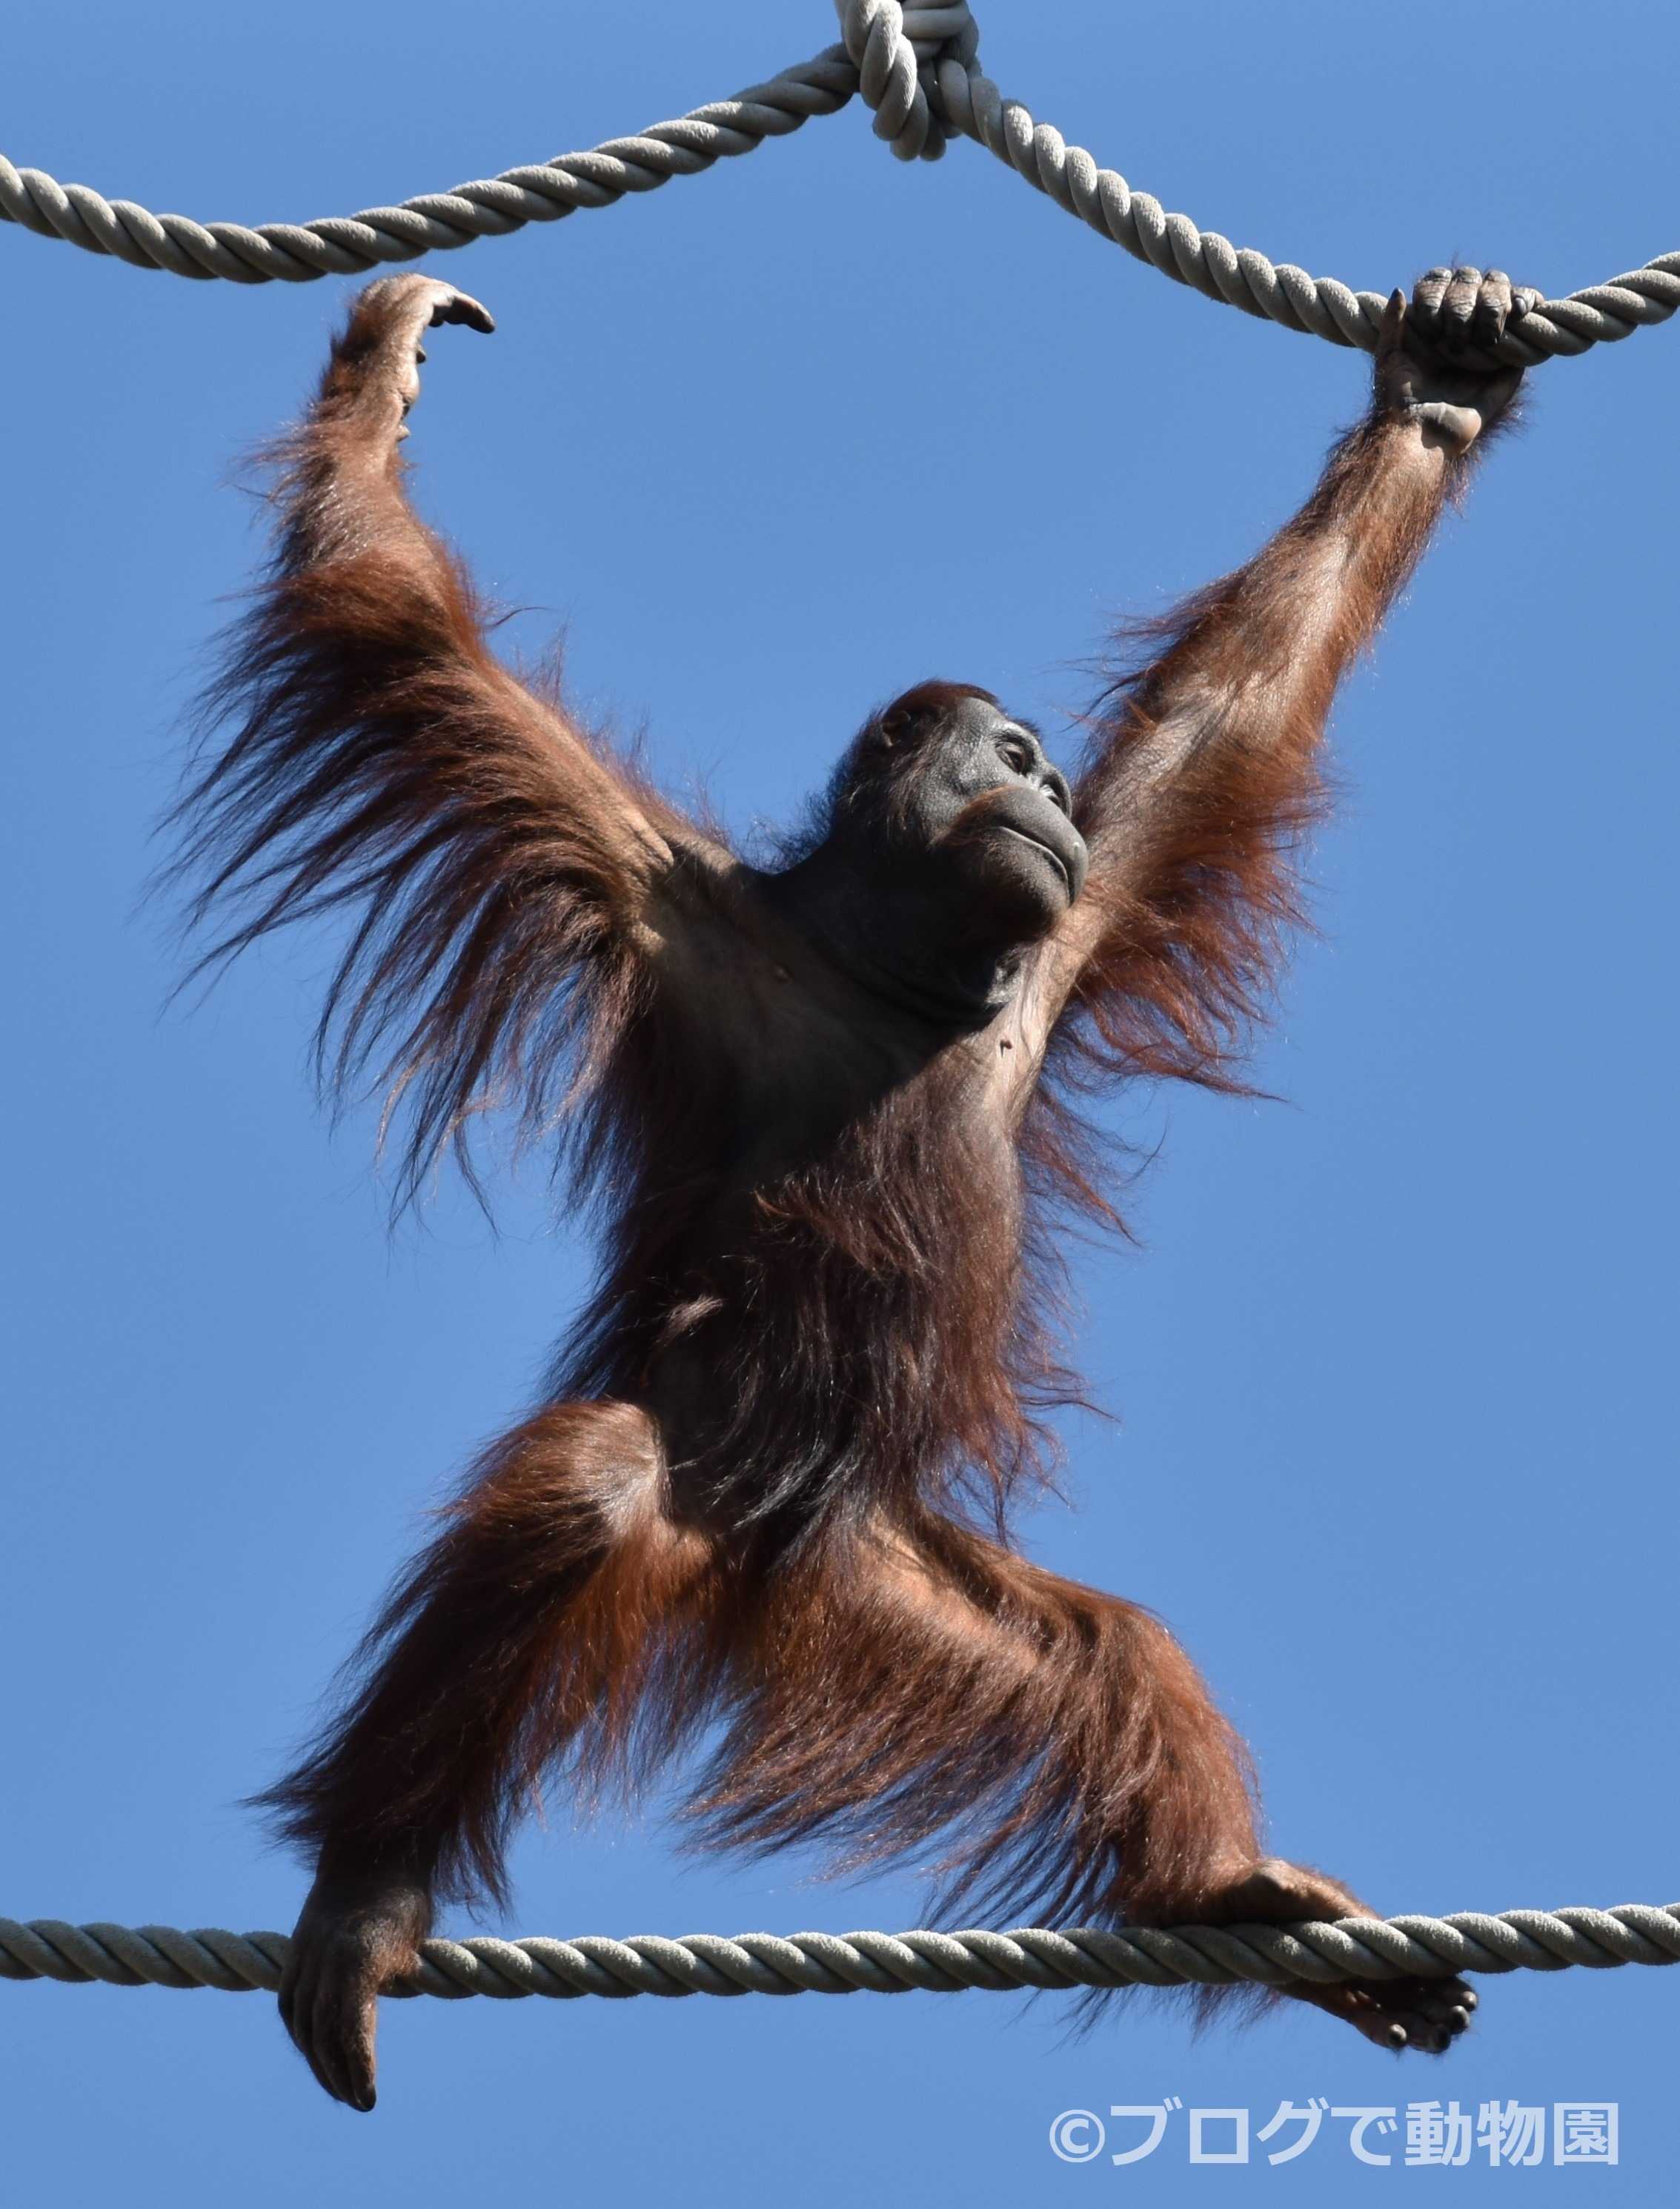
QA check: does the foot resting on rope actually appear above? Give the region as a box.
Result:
[172,269,1518,2110]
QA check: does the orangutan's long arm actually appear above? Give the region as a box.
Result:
[1033,272,1523,1077]
[173,274,720,1198]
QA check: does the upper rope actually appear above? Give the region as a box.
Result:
[2,1,1676,368]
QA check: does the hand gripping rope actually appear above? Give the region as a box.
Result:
[3,3,1677,368]
[4,1,1675,2028]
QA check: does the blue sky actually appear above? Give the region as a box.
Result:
[4,1,1676,2199]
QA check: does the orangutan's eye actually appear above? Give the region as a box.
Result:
[997,737,1032,775]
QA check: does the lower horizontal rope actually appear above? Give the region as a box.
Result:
[3,1905,1677,2002]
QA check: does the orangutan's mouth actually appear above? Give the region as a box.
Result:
[995,823,1072,896]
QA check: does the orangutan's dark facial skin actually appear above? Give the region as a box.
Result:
[766,686,1090,1029]
[880,692,1086,928]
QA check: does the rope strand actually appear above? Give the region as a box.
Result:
[5,1905,1678,2003]
[1,3,1676,368]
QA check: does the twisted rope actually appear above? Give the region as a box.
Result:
[4,1905,1678,2002]
[0,50,863,285]
[2,5,1676,369]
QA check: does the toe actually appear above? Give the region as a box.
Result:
[311,1956,382,2112]
[1295,1971,1479,2056]
[280,1951,321,2077]
[1398,2001,1451,2053]
[310,1978,358,2108]
[342,1989,380,2113]
[291,1984,345,2107]
[1387,1975,1478,2054]
[1424,1978,1478,2042]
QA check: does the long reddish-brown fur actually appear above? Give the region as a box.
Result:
[171,279,1503,2079]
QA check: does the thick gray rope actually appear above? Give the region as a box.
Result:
[0,47,866,285]
[4,1906,1678,2002]
[3,2,1676,370]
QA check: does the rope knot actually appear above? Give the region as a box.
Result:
[833,1,981,162]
